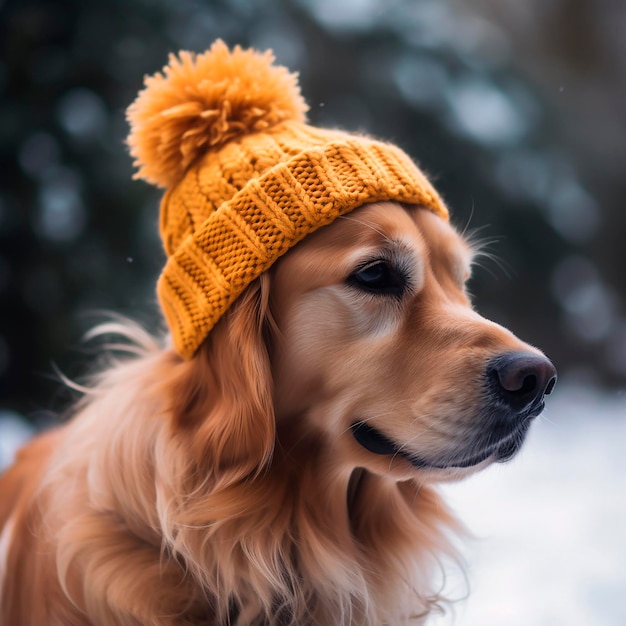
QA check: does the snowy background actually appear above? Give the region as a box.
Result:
[1,383,624,625]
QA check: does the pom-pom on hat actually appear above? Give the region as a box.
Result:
[127,40,449,359]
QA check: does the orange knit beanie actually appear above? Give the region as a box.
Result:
[127,40,449,359]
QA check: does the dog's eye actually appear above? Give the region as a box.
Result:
[347,261,407,296]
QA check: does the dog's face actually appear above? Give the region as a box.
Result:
[270,201,556,481]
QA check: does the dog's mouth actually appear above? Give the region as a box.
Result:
[350,422,493,469]
[350,422,496,469]
[350,394,547,470]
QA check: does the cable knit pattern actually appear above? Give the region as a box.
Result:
[127,42,449,358]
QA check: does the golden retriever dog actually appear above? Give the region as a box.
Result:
[0,202,556,625]
[0,43,557,626]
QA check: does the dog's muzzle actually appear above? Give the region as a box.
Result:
[351,351,557,470]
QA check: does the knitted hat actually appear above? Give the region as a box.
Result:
[127,40,449,359]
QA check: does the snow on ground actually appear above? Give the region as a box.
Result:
[0,410,35,472]
[433,385,626,626]
[1,385,625,625]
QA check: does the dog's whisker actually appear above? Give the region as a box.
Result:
[538,412,558,427]
[337,214,396,243]
[458,200,476,238]
[339,411,398,438]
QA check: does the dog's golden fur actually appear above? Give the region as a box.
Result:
[0,202,547,625]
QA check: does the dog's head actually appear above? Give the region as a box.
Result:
[129,44,556,486]
[268,201,556,481]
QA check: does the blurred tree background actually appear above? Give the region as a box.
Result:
[1,0,625,422]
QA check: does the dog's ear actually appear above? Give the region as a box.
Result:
[168,274,276,482]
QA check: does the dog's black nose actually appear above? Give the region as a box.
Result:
[488,352,557,412]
